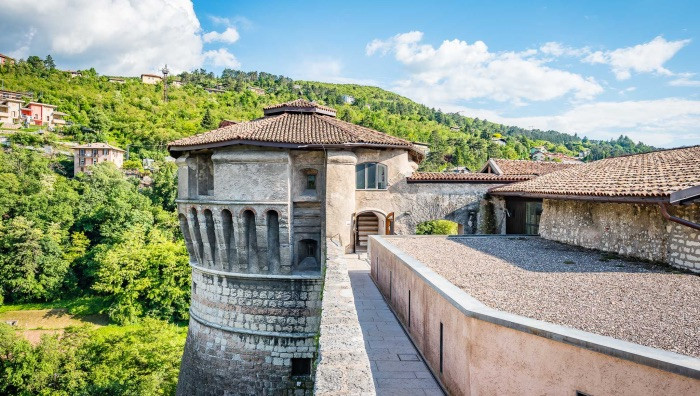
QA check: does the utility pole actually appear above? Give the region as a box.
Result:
[161,64,170,102]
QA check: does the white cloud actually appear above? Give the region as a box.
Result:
[366,31,603,105]
[583,36,690,80]
[202,27,240,44]
[0,0,241,75]
[294,58,379,86]
[203,48,240,68]
[539,42,589,57]
[445,98,700,147]
[669,73,700,87]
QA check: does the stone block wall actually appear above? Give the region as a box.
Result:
[176,267,322,395]
[668,203,700,272]
[539,200,700,272]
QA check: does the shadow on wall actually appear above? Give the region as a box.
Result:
[445,236,679,274]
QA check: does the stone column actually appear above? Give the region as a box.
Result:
[175,155,190,199]
[325,151,357,253]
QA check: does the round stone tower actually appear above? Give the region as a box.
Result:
[169,100,421,395]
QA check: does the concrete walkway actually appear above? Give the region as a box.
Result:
[316,246,442,395]
[348,257,443,396]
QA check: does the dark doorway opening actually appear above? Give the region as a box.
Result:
[506,198,543,234]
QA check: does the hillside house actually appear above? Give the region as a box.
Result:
[141,73,162,84]
[72,142,125,174]
[22,102,57,126]
[491,146,700,272]
[0,98,22,126]
[247,86,265,95]
[0,53,15,66]
[204,86,225,94]
[108,77,126,84]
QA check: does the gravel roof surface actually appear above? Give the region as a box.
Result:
[388,236,700,358]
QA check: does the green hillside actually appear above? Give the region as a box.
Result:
[2,57,653,170]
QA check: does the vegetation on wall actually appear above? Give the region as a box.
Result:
[415,220,459,235]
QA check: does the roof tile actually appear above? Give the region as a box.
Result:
[491,146,700,198]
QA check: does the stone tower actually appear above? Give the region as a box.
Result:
[169,100,422,395]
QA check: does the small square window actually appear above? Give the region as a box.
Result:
[306,174,316,190]
[290,358,312,377]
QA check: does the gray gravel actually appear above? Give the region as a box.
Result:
[389,236,700,358]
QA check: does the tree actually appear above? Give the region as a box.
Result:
[44,55,56,70]
[200,108,216,129]
[148,161,178,212]
[92,225,190,324]
[0,217,69,302]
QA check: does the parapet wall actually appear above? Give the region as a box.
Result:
[369,235,700,395]
[539,200,700,272]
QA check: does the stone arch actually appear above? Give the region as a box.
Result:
[220,209,236,271]
[354,209,387,252]
[266,210,281,273]
[203,209,217,268]
[242,209,259,273]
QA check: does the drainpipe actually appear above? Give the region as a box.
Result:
[658,202,700,231]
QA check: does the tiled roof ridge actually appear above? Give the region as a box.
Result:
[407,172,532,182]
[316,114,413,147]
[490,145,700,199]
[263,99,336,114]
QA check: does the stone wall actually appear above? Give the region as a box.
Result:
[539,200,700,272]
[176,266,322,395]
[176,146,325,395]
[666,203,700,272]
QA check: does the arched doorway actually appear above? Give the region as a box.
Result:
[355,212,381,252]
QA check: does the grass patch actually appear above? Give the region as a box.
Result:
[0,296,111,316]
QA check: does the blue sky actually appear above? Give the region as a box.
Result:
[1,0,699,147]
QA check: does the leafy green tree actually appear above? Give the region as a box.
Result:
[44,55,56,70]
[92,226,190,324]
[0,217,69,302]
[148,161,178,212]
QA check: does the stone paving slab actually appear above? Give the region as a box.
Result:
[315,246,443,395]
[346,257,443,395]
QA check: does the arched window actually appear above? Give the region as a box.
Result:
[356,162,387,190]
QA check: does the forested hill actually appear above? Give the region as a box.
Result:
[1,58,653,170]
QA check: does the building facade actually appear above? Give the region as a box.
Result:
[72,143,125,174]
[491,146,700,272]
[167,100,587,394]
[141,73,162,84]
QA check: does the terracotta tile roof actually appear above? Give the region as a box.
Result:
[481,158,580,176]
[169,100,423,160]
[263,99,336,116]
[73,142,125,152]
[407,172,533,183]
[490,146,700,199]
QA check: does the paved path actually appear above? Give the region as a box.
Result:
[348,257,442,395]
[316,250,442,395]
